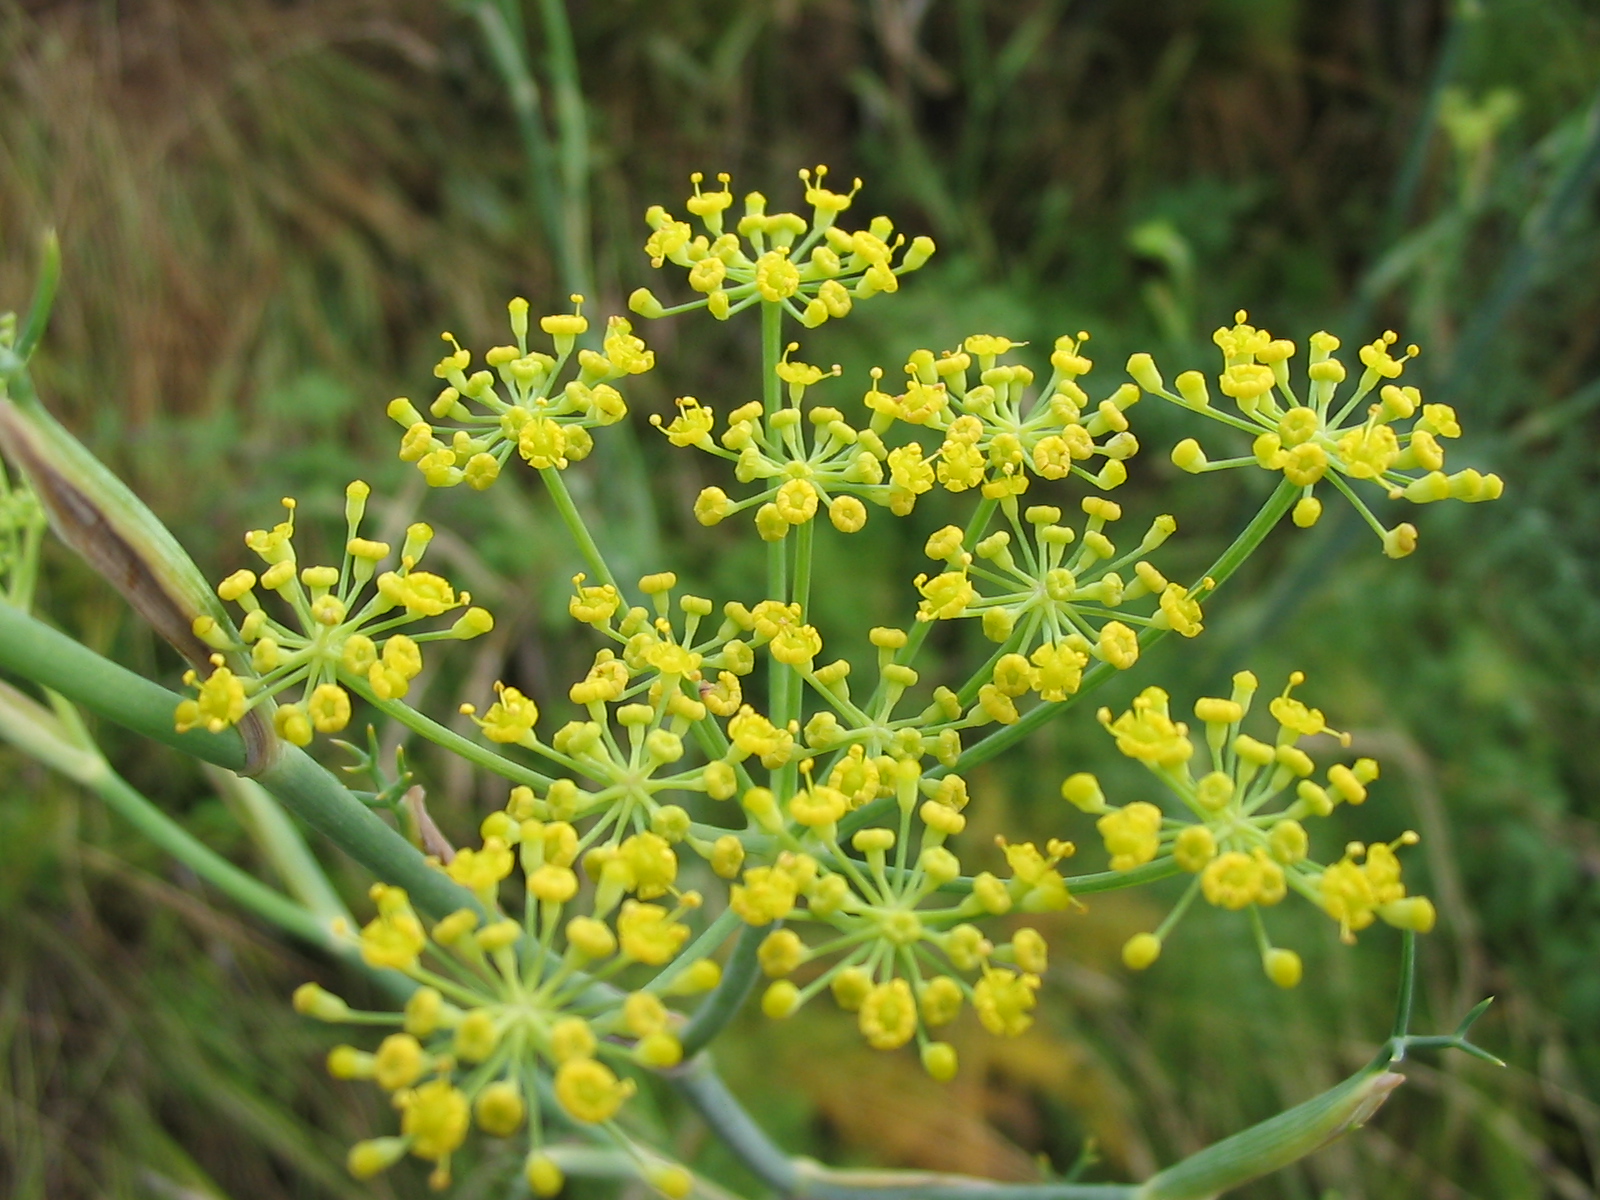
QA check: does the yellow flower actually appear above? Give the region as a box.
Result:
[1200,850,1284,910]
[378,569,456,616]
[916,570,975,620]
[474,1080,526,1136]
[729,866,798,924]
[654,396,716,448]
[1131,314,1500,556]
[399,1079,470,1161]
[616,900,689,965]
[1098,621,1140,669]
[359,888,426,970]
[1099,687,1193,767]
[1031,640,1086,701]
[447,837,515,893]
[754,251,800,301]
[727,707,795,768]
[372,1033,427,1091]
[1097,802,1164,871]
[972,967,1039,1037]
[176,664,247,733]
[858,980,918,1050]
[769,622,822,666]
[519,416,568,469]
[1318,836,1427,943]
[1156,583,1205,638]
[478,682,539,744]
[554,1057,636,1124]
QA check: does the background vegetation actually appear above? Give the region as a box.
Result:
[1,1,1598,1196]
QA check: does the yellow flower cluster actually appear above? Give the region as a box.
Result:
[274,165,1494,1193]
[728,758,1068,1078]
[911,494,1205,715]
[629,166,935,327]
[386,295,654,490]
[665,332,1145,537]
[459,573,765,864]
[663,347,886,537]
[867,333,1140,498]
[1062,671,1435,987]
[298,802,716,1194]
[174,483,492,744]
[1131,311,1503,557]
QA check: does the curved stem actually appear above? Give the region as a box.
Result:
[670,1054,1137,1199]
[17,229,61,362]
[0,598,478,919]
[93,767,338,949]
[206,768,350,926]
[0,679,338,950]
[679,920,768,1057]
[0,597,246,768]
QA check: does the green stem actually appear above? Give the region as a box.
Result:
[792,516,815,616]
[252,740,479,919]
[862,494,998,720]
[761,301,784,422]
[1392,929,1417,1040]
[679,920,769,1057]
[761,301,800,796]
[206,768,351,926]
[349,679,556,789]
[0,599,478,919]
[671,1054,1136,1199]
[0,679,337,949]
[96,767,338,949]
[0,597,245,768]
[541,465,616,590]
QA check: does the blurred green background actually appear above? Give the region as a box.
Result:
[2,1,1599,1196]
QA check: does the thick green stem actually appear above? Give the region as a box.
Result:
[258,742,480,920]
[0,598,245,767]
[0,599,478,918]
[541,465,616,590]
[679,920,769,1057]
[206,768,351,926]
[670,1054,1136,1199]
